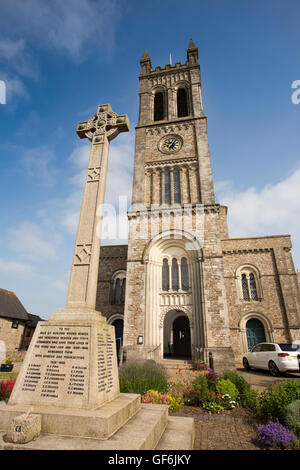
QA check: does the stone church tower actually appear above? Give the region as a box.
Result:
[96,40,300,370]
[122,40,235,369]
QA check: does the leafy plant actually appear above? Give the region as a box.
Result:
[202,400,224,414]
[257,421,298,450]
[119,361,168,395]
[167,379,192,403]
[141,389,183,413]
[220,370,259,410]
[258,380,300,422]
[188,374,210,406]
[283,400,300,437]
[3,358,12,365]
[215,379,239,402]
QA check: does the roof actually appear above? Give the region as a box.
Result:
[0,288,29,321]
[26,313,44,328]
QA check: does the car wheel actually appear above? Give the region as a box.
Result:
[243,357,251,370]
[268,360,280,377]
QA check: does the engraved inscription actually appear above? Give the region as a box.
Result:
[97,328,115,394]
[20,326,90,404]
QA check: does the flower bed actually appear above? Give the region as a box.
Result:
[0,378,16,401]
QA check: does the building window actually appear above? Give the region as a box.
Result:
[171,258,179,291]
[162,257,190,292]
[11,320,19,329]
[164,168,171,204]
[173,168,181,204]
[110,272,126,305]
[177,88,188,117]
[154,92,164,121]
[181,258,189,291]
[249,273,258,301]
[162,258,170,291]
[237,266,261,302]
[241,274,250,301]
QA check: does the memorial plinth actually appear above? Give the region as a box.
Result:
[9,309,119,410]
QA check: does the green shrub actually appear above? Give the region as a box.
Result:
[258,381,300,423]
[283,400,300,437]
[220,370,258,410]
[188,374,210,406]
[242,388,259,411]
[119,361,168,395]
[215,379,239,402]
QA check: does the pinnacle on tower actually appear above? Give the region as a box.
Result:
[187,38,199,64]
[140,49,152,75]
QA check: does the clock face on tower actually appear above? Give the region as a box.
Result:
[158,134,183,154]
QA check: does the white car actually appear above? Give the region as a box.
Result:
[242,343,300,376]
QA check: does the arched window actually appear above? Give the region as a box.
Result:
[114,278,122,304]
[237,266,261,302]
[154,92,164,121]
[171,258,179,291]
[162,258,170,291]
[181,258,189,291]
[121,278,126,304]
[109,272,126,305]
[241,274,250,301]
[249,273,258,301]
[173,168,181,204]
[161,257,190,292]
[177,88,188,117]
[164,168,171,204]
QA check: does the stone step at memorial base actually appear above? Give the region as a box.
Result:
[0,397,194,450]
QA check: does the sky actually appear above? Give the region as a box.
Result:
[0,0,300,319]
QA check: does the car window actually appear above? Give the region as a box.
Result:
[279,344,300,352]
[251,344,262,352]
[261,344,276,352]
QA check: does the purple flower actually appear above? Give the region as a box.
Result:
[257,421,298,449]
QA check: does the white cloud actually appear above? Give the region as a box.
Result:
[20,145,60,187]
[53,280,68,293]
[0,37,38,78]
[60,133,134,237]
[105,133,135,208]
[0,72,29,101]
[0,258,34,274]
[215,167,300,267]
[0,0,122,61]
[8,221,60,262]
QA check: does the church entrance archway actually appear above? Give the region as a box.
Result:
[163,310,191,359]
[246,318,266,350]
[111,318,124,364]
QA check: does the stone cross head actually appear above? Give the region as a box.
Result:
[76,104,129,143]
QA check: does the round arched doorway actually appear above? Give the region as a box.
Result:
[246,318,266,350]
[111,318,124,363]
[163,310,191,359]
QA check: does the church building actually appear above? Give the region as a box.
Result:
[95,40,300,370]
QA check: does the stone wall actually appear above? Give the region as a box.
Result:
[222,235,300,364]
[95,245,127,322]
[0,317,27,356]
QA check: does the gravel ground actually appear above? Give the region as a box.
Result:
[173,405,263,450]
